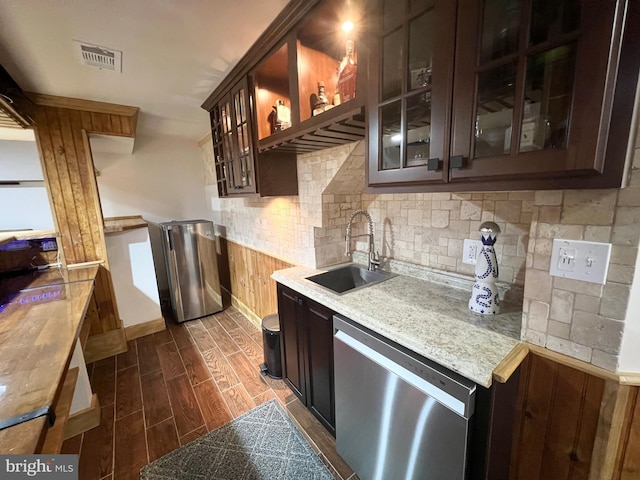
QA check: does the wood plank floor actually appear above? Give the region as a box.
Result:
[62,306,356,480]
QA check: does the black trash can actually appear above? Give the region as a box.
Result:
[260,313,282,379]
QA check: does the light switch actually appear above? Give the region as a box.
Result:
[549,239,611,284]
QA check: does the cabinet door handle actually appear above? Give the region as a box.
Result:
[297,298,303,306]
[450,155,466,169]
[427,158,441,171]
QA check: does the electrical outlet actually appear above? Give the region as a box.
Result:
[462,239,482,265]
[549,239,611,284]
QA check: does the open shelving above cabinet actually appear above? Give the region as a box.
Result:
[248,0,368,154]
[254,43,291,142]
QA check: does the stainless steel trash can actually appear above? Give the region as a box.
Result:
[260,314,282,379]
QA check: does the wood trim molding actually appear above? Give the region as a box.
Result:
[40,367,79,454]
[84,328,128,364]
[617,372,640,386]
[78,314,93,351]
[27,92,139,117]
[492,343,529,384]
[228,289,262,329]
[124,317,166,341]
[527,344,620,382]
[589,382,634,480]
[67,261,105,269]
[63,394,100,440]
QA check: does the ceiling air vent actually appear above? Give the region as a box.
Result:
[73,40,122,72]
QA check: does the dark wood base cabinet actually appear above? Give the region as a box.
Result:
[277,284,335,434]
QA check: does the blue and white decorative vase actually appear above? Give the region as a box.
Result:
[469,221,501,315]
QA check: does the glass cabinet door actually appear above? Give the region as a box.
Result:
[217,78,257,196]
[450,0,619,183]
[220,96,236,193]
[368,0,457,187]
[232,83,253,190]
[210,106,228,196]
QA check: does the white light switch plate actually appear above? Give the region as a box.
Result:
[549,239,611,284]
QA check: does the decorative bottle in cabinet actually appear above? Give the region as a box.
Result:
[469,222,501,315]
[336,39,357,103]
[270,99,291,133]
[313,81,333,116]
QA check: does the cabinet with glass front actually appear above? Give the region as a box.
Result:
[212,78,257,195]
[368,0,639,191]
[211,77,298,198]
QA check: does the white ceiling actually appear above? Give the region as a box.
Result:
[0,0,290,142]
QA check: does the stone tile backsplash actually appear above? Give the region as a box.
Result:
[201,124,640,373]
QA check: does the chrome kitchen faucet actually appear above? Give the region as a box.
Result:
[345,210,380,271]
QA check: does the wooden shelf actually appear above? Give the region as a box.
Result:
[103,215,147,234]
[257,102,365,153]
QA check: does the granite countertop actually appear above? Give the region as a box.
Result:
[0,264,98,453]
[272,264,523,388]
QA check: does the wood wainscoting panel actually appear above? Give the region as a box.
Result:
[223,239,293,324]
[614,387,640,479]
[124,317,166,342]
[33,99,138,359]
[509,353,606,480]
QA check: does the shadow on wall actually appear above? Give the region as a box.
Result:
[146,221,170,303]
[105,227,162,327]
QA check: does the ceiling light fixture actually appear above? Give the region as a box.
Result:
[341,21,354,33]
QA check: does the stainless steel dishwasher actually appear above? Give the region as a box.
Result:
[333,315,477,480]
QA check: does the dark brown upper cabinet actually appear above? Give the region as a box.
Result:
[367,0,640,192]
[0,65,35,128]
[204,0,369,198]
[211,78,297,197]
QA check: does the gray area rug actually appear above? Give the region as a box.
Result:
[140,399,335,479]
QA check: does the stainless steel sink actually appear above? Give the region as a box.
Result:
[306,264,395,294]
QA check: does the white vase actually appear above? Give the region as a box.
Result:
[469,223,500,315]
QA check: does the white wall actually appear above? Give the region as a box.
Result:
[0,139,43,180]
[619,246,640,372]
[0,138,55,231]
[92,134,210,223]
[105,228,162,328]
[92,133,210,299]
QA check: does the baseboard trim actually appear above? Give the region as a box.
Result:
[64,394,100,440]
[227,290,262,328]
[124,317,166,341]
[84,328,127,364]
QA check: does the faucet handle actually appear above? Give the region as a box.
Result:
[369,251,381,270]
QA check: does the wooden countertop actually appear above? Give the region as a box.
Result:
[0,230,58,246]
[103,215,147,234]
[0,266,97,453]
